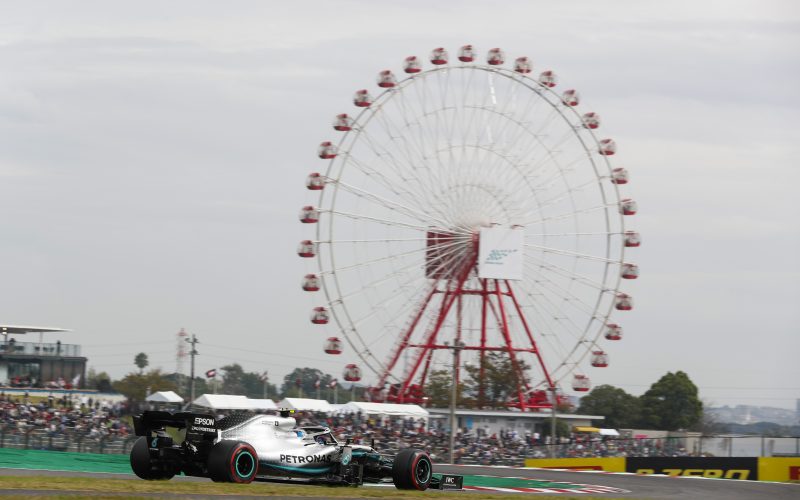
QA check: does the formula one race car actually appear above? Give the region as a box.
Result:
[130,409,462,491]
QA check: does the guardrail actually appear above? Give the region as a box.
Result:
[0,426,136,454]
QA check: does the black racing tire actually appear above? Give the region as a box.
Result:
[207,440,258,483]
[130,437,175,480]
[392,448,432,491]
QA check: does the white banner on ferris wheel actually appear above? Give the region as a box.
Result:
[478,226,524,280]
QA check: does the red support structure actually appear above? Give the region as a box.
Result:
[395,248,477,402]
[492,279,530,410]
[504,280,556,389]
[372,233,557,410]
[375,281,438,391]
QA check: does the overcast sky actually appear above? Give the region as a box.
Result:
[1,1,798,410]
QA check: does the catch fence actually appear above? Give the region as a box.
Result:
[0,425,135,455]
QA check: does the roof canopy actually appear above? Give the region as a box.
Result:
[340,401,429,419]
[0,325,70,335]
[192,394,277,411]
[247,398,278,411]
[193,394,252,410]
[277,398,333,412]
[145,391,184,404]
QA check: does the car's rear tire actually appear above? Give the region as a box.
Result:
[392,448,432,490]
[130,437,175,480]
[207,440,258,483]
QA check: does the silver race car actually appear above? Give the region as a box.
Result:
[130,409,462,491]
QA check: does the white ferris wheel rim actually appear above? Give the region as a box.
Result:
[308,61,629,390]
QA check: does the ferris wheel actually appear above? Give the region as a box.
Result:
[298,45,640,410]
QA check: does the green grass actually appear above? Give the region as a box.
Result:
[0,476,624,499]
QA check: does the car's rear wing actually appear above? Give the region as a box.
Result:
[134,410,219,443]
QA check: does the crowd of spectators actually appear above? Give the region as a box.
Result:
[0,392,133,451]
[293,411,696,465]
[0,398,696,461]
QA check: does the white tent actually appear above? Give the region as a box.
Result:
[278,398,333,412]
[247,398,277,411]
[340,401,429,420]
[145,391,184,404]
[192,394,252,410]
[191,394,278,411]
[599,428,620,436]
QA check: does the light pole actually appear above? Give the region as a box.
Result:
[448,340,464,465]
[549,386,558,458]
[185,334,199,405]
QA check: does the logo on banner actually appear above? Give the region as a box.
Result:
[485,248,519,264]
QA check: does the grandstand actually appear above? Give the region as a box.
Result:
[0,325,86,389]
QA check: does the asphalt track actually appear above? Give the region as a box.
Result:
[436,465,800,499]
[0,464,798,499]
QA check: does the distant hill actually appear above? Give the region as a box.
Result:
[723,421,800,436]
[707,405,798,427]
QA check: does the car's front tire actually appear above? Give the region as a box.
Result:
[207,440,258,483]
[392,448,432,490]
[130,437,175,480]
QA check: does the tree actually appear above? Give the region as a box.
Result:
[134,352,149,374]
[463,352,530,409]
[639,371,703,431]
[280,367,333,398]
[113,369,176,402]
[86,368,113,393]
[218,364,278,399]
[423,369,470,408]
[576,384,642,429]
[424,370,452,407]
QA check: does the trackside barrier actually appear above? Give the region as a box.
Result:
[627,457,758,480]
[526,457,800,481]
[758,457,800,482]
[523,458,625,472]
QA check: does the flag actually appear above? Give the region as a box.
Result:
[205,369,217,378]
[71,373,81,387]
[259,371,268,382]
[314,377,321,389]
[328,379,338,389]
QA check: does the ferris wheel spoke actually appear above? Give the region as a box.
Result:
[511,291,583,380]
[524,252,611,291]
[369,100,446,194]
[523,203,612,227]
[523,242,620,263]
[329,209,444,232]
[331,243,465,303]
[341,154,433,212]
[317,237,428,244]
[334,180,453,228]
[325,236,467,276]
[485,73,532,156]
[521,262,604,319]
[525,231,619,237]
[350,132,442,210]
[513,284,589,362]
